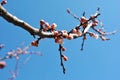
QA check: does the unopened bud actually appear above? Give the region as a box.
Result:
[51,23,57,30]
[62,55,68,61]
[67,8,71,13]
[40,19,45,25]
[0,61,6,69]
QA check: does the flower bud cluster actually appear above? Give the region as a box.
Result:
[80,16,89,28]
[89,32,110,41]
[90,15,99,27]
[40,19,83,45]
[40,19,57,32]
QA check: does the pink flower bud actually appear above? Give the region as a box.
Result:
[76,30,82,36]
[67,34,73,40]
[7,51,14,56]
[62,30,68,38]
[0,61,6,69]
[54,31,59,36]
[92,23,98,27]
[40,19,45,25]
[51,23,57,30]
[55,37,64,44]
[45,22,51,29]
[62,33,68,38]
[71,29,77,33]
[89,33,94,37]
[61,47,66,51]
[17,48,22,54]
[62,55,68,61]
[80,16,88,23]
[93,34,99,39]
[31,40,39,47]
[93,19,98,23]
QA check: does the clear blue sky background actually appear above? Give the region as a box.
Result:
[0,0,120,80]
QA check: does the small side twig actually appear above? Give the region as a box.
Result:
[80,35,86,51]
[59,44,66,74]
[9,59,19,80]
[67,8,80,20]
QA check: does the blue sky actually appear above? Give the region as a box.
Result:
[0,0,120,80]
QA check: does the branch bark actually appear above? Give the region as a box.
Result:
[0,4,54,38]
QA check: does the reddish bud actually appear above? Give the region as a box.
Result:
[101,36,106,41]
[89,33,94,37]
[76,30,82,36]
[62,55,68,61]
[40,19,45,25]
[93,34,99,39]
[51,23,57,30]
[92,19,98,27]
[92,23,98,27]
[62,30,68,38]
[93,19,98,23]
[17,48,22,54]
[54,31,59,36]
[61,47,66,51]
[45,22,51,29]
[71,29,77,33]
[54,37,64,44]
[31,40,39,47]
[62,33,68,38]
[67,34,73,40]
[80,17,88,23]
[0,61,6,69]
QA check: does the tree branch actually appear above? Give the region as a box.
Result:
[0,3,116,75]
[0,4,54,38]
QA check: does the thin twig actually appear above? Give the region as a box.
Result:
[67,8,80,20]
[59,44,66,74]
[80,35,86,51]
[9,59,19,80]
